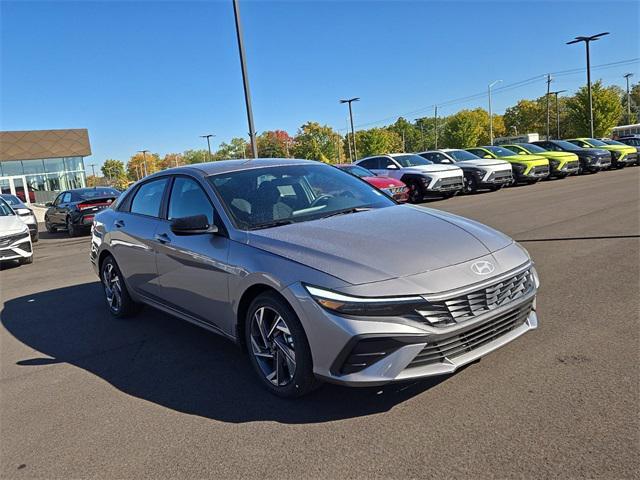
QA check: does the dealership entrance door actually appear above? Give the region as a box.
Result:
[0,175,30,204]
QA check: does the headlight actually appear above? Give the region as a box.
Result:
[611,151,620,160]
[512,163,525,172]
[305,285,426,317]
[549,159,560,168]
[531,266,540,289]
[420,176,433,185]
[584,155,595,162]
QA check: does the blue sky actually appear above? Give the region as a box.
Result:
[1,0,638,169]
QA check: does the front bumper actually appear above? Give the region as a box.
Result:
[515,165,550,180]
[478,169,513,187]
[0,232,33,261]
[551,160,580,176]
[285,270,538,386]
[425,176,464,193]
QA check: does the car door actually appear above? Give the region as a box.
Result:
[154,175,231,332]
[376,157,403,179]
[54,192,71,225]
[109,177,169,300]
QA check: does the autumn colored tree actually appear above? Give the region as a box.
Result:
[159,153,186,170]
[292,122,342,163]
[256,130,293,158]
[126,152,160,180]
[442,109,486,148]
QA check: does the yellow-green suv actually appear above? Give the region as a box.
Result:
[502,143,580,178]
[566,138,637,168]
[466,146,550,184]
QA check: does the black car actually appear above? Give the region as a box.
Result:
[532,140,611,174]
[44,187,120,237]
[615,136,640,165]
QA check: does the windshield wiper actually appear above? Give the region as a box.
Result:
[320,207,373,219]
[250,219,294,230]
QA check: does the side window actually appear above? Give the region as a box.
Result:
[467,149,483,157]
[53,193,64,206]
[61,192,71,203]
[358,158,377,170]
[168,177,214,224]
[130,178,168,218]
[383,157,397,168]
[423,153,437,162]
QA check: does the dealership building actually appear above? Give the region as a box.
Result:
[0,129,91,204]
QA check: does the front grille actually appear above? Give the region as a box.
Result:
[0,232,29,248]
[416,268,534,326]
[433,177,464,190]
[407,301,533,368]
[532,165,549,176]
[489,170,513,182]
[563,161,580,171]
[383,186,406,196]
[599,154,612,166]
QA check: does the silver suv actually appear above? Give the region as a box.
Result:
[91,159,539,397]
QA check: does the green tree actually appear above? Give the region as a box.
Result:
[621,81,639,124]
[354,128,402,157]
[387,117,422,153]
[503,99,545,135]
[292,122,342,163]
[442,109,486,148]
[216,138,249,159]
[183,149,209,164]
[101,159,126,180]
[565,80,623,137]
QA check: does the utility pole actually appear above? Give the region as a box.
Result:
[488,80,502,145]
[200,134,215,161]
[89,164,97,178]
[624,73,634,124]
[415,118,425,151]
[138,150,149,176]
[340,97,360,161]
[434,106,439,149]
[549,90,567,139]
[546,74,552,140]
[232,0,258,158]
[567,32,609,138]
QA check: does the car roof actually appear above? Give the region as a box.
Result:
[158,158,321,176]
[0,193,24,204]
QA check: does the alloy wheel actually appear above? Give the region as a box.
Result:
[102,263,122,314]
[249,306,296,387]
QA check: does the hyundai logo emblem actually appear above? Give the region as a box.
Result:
[471,260,495,275]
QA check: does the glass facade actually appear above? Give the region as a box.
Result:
[0,156,87,200]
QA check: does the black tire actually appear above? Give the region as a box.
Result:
[45,218,57,233]
[32,231,39,243]
[441,191,457,199]
[526,178,540,185]
[464,176,478,194]
[67,217,78,237]
[20,255,33,265]
[489,184,504,192]
[100,255,140,318]
[407,180,424,204]
[245,291,320,398]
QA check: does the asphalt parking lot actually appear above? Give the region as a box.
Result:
[1,167,638,479]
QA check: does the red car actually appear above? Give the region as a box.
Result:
[336,164,409,203]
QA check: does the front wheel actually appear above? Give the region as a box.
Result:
[408,181,424,204]
[245,292,319,397]
[45,219,57,233]
[463,176,478,194]
[20,255,34,265]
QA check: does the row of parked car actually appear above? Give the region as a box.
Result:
[341,137,639,203]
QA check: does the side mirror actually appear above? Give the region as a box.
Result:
[170,214,218,235]
[484,155,492,159]
[386,164,398,169]
[441,158,452,163]
[45,202,53,207]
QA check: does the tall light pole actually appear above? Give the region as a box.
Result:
[340,97,360,162]
[567,32,609,138]
[232,0,258,158]
[546,74,553,140]
[549,90,567,139]
[624,73,634,124]
[488,80,502,145]
[200,134,215,161]
[137,150,149,176]
[89,164,97,178]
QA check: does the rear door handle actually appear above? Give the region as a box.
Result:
[114,220,125,228]
[154,233,171,244]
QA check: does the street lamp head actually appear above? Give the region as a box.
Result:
[339,97,360,104]
[567,32,610,44]
[550,89,567,95]
[200,134,215,139]
[489,79,502,89]
[624,72,634,79]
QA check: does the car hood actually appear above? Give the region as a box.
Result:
[540,151,579,161]
[599,145,636,154]
[246,205,513,285]
[574,148,611,157]
[457,159,511,168]
[365,176,405,188]
[402,164,461,174]
[503,154,548,164]
[0,215,29,236]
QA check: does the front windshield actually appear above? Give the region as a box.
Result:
[1,195,21,206]
[485,146,517,156]
[553,140,581,150]
[585,138,608,147]
[342,165,375,178]
[517,143,547,153]
[209,164,395,230]
[393,154,432,167]
[448,150,481,161]
[0,198,15,216]
[604,139,625,145]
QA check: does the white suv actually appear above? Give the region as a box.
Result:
[0,197,33,266]
[356,153,464,203]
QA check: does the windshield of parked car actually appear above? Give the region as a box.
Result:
[0,195,22,206]
[484,146,517,156]
[209,164,395,230]
[393,154,432,167]
[585,138,608,147]
[0,198,15,216]
[447,150,481,161]
[553,140,581,151]
[341,165,376,178]
[517,143,547,153]
[604,140,625,145]
[77,188,120,200]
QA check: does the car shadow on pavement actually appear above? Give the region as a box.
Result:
[2,283,458,424]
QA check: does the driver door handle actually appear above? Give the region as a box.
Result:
[114,219,125,228]
[154,233,171,244]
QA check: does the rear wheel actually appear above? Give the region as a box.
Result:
[245,292,319,397]
[67,218,78,237]
[100,256,140,318]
